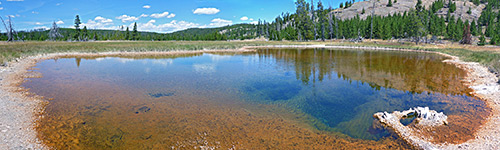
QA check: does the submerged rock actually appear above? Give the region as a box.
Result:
[374,107,448,127]
[373,107,448,149]
[135,106,151,114]
[148,92,175,98]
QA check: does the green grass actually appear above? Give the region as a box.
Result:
[0,41,279,63]
[1,41,499,73]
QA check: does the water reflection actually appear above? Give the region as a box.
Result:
[242,48,487,140]
[255,48,471,96]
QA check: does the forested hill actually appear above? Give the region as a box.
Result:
[164,24,258,41]
[335,0,485,22]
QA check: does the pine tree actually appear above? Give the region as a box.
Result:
[132,22,138,40]
[387,0,393,7]
[295,0,313,40]
[491,23,500,45]
[413,0,425,44]
[362,8,365,14]
[446,9,451,22]
[311,0,316,40]
[383,21,392,40]
[317,1,326,41]
[455,18,464,41]
[74,15,81,30]
[491,34,499,45]
[416,0,423,11]
[74,15,81,40]
[471,20,478,36]
[93,32,98,41]
[82,26,88,41]
[449,0,456,13]
[485,21,494,37]
[125,27,130,40]
[446,16,455,40]
[467,7,472,14]
[478,33,486,46]
[473,0,480,6]
[431,0,444,13]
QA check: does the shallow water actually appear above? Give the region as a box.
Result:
[23,48,489,149]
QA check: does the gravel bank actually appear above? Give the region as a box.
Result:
[0,57,46,150]
[439,55,500,149]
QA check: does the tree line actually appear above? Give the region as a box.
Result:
[1,0,500,46]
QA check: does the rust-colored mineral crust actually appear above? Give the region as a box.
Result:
[374,54,500,150]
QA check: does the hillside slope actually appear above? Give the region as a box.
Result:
[334,0,485,22]
[166,24,257,40]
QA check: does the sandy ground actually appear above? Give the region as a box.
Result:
[0,45,498,149]
[0,57,46,150]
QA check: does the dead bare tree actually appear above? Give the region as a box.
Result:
[49,21,63,41]
[327,8,334,40]
[461,24,472,44]
[0,16,15,42]
[370,0,375,40]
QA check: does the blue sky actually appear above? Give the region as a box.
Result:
[1,0,343,33]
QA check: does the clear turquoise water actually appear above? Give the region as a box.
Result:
[23,48,488,148]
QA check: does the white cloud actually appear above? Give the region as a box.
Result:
[135,19,199,33]
[150,12,171,18]
[240,16,249,21]
[139,14,149,18]
[35,22,42,25]
[209,54,231,62]
[193,8,220,15]
[56,3,63,6]
[143,5,151,9]
[193,63,216,74]
[116,15,139,23]
[152,59,173,66]
[167,13,176,18]
[34,26,48,30]
[95,16,113,23]
[80,16,115,29]
[208,18,232,27]
[0,7,3,11]
[31,11,39,14]
[56,20,64,24]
